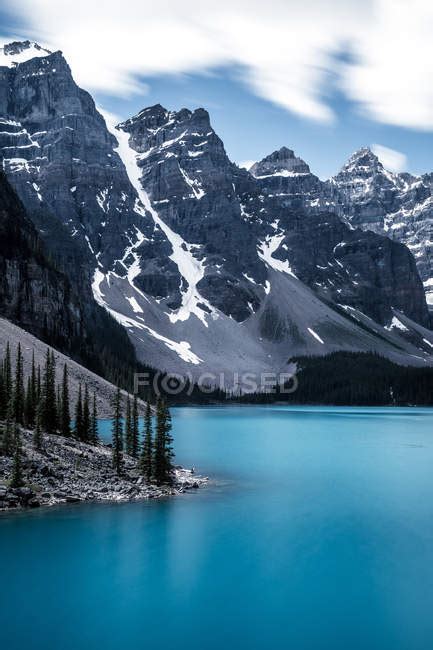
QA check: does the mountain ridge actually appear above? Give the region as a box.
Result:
[1,40,433,383]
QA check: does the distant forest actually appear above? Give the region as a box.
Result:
[160,352,433,406]
[228,352,433,406]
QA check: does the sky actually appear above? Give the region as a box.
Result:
[1,0,433,179]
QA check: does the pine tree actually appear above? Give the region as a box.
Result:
[82,384,90,441]
[56,385,62,424]
[10,423,24,488]
[3,342,12,399]
[153,399,165,485]
[60,364,71,437]
[41,349,57,434]
[153,400,175,485]
[162,401,174,483]
[90,392,98,444]
[111,387,123,475]
[0,361,6,421]
[30,350,37,405]
[36,365,41,403]
[125,396,132,455]
[131,395,139,458]
[1,402,14,456]
[140,402,153,482]
[74,384,84,439]
[12,343,25,424]
[24,376,36,428]
[33,402,43,451]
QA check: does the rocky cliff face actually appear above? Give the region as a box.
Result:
[0,42,157,278]
[117,104,265,321]
[0,168,141,381]
[329,148,433,306]
[1,41,432,379]
[0,170,82,345]
[249,146,325,208]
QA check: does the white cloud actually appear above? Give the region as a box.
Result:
[238,160,256,170]
[371,144,407,172]
[1,0,433,130]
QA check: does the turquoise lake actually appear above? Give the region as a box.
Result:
[2,406,433,649]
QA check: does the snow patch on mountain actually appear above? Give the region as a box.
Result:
[258,233,297,278]
[385,316,409,332]
[307,327,324,344]
[0,41,51,68]
[101,110,214,327]
[126,296,143,313]
[91,269,202,364]
[178,163,205,199]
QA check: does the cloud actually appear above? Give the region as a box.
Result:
[340,1,433,130]
[2,0,433,130]
[371,144,407,173]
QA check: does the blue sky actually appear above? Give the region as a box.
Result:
[1,0,433,179]
[98,68,433,179]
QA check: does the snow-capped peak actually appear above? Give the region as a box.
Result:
[0,40,52,68]
[339,147,382,175]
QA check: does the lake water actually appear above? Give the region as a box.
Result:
[1,406,433,650]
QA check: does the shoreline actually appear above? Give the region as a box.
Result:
[0,428,207,513]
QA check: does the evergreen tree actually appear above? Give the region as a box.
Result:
[90,392,98,444]
[10,423,24,488]
[1,403,14,456]
[82,384,90,441]
[162,402,174,481]
[140,402,153,482]
[153,399,164,485]
[125,396,132,455]
[111,387,123,475]
[0,363,6,421]
[153,400,175,485]
[36,365,41,403]
[74,384,84,439]
[30,350,37,406]
[60,364,71,437]
[56,385,62,424]
[41,349,57,434]
[33,402,43,451]
[24,376,36,428]
[131,395,139,458]
[3,342,12,399]
[12,343,25,424]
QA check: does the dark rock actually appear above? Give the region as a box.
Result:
[0,41,430,377]
[329,147,433,306]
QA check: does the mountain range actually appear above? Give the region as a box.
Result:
[1,40,433,385]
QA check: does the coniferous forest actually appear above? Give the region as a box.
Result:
[230,352,433,406]
[0,342,176,490]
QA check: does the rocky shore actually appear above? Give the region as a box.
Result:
[0,428,207,512]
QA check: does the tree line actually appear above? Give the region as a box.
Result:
[0,342,175,488]
[111,389,175,485]
[0,342,99,487]
[230,352,433,406]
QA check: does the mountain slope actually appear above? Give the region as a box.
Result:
[1,40,432,381]
[329,148,433,307]
[0,169,143,385]
[0,317,137,417]
[0,169,83,346]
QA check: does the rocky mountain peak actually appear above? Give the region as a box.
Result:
[0,40,52,67]
[0,42,431,377]
[250,146,310,177]
[339,147,383,175]
[120,104,211,131]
